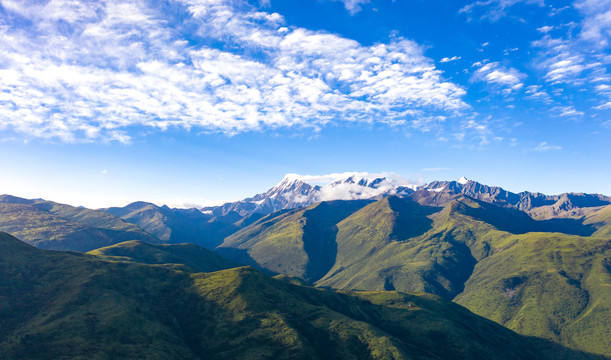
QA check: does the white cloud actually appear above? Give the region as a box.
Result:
[330,0,370,15]
[459,0,544,21]
[554,106,585,117]
[525,85,552,103]
[537,25,554,33]
[534,141,562,151]
[462,118,492,145]
[532,37,588,83]
[575,0,611,47]
[530,1,611,110]
[471,61,525,93]
[0,0,468,143]
[440,56,462,63]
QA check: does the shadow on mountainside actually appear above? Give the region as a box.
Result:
[387,196,441,241]
[302,200,372,282]
[456,197,597,236]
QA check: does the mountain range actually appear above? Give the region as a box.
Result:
[0,232,601,359]
[201,174,417,218]
[1,174,610,357]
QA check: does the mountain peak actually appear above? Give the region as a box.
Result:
[457,176,469,185]
[275,174,308,188]
[268,175,311,198]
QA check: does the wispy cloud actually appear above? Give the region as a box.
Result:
[529,1,611,110]
[575,0,611,47]
[459,0,544,21]
[471,61,525,94]
[554,106,584,117]
[0,0,468,143]
[537,25,554,33]
[532,36,589,83]
[525,85,552,103]
[330,0,370,15]
[534,141,562,151]
[440,56,461,63]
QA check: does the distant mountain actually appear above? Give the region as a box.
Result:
[97,175,611,254]
[0,232,595,360]
[218,195,611,356]
[87,240,238,273]
[203,173,416,218]
[421,177,611,218]
[201,174,611,221]
[104,201,240,249]
[0,195,159,251]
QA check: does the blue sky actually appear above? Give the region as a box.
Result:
[0,0,610,208]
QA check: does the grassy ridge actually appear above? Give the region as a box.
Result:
[0,198,159,251]
[0,232,599,360]
[87,240,239,273]
[584,205,611,237]
[218,201,371,281]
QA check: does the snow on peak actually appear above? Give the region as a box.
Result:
[457,176,469,185]
[268,172,420,202]
[261,172,424,204]
[266,177,311,200]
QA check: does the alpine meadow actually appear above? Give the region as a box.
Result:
[1,0,610,359]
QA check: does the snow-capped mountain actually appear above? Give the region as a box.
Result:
[202,173,418,217]
[201,173,611,219]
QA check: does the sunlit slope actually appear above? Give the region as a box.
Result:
[584,204,611,238]
[454,232,611,355]
[315,197,476,298]
[87,240,239,273]
[0,232,595,360]
[0,196,159,251]
[218,200,371,281]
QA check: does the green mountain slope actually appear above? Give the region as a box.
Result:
[105,202,242,249]
[584,205,611,238]
[217,200,372,281]
[454,232,611,355]
[219,195,611,356]
[0,232,598,360]
[0,196,159,251]
[315,197,474,298]
[87,240,238,273]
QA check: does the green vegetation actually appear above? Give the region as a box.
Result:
[87,240,239,273]
[454,233,611,355]
[220,195,611,356]
[0,197,159,251]
[218,200,371,281]
[0,232,600,360]
[2,192,609,356]
[584,205,611,237]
